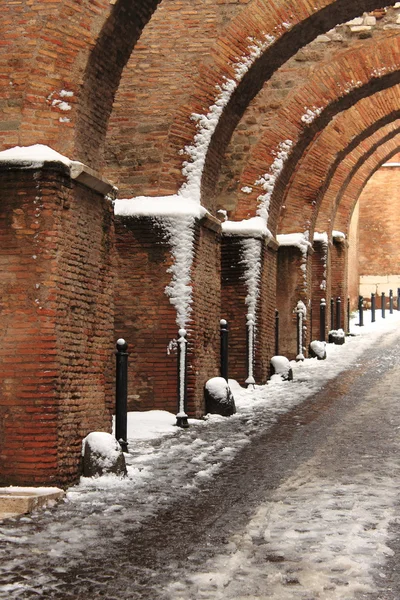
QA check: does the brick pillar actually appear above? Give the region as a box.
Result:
[115,214,220,419]
[276,245,311,359]
[221,235,277,385]
[0,163,114,487]
[331,236,348,330]
[311,238,331,341]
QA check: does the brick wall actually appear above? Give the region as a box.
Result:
[221,236,277,384]
[114,216,221,418]
[276,246,310,359]
[0,166,114,486]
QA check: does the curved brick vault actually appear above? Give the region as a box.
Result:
[233,33,400,228]
[278,86,400,237]
[104,0,397,201]
[316,117,400,234]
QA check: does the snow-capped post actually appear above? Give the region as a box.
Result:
[275,309,280,356]
[381,292,386,319]
[336,297,341,330]
[330,297,335,331]
[371,293,376,323]
[358,295,364,327]
[319,298,326,342]
[176,328,189,428]
[115,339,128,452]
[220,319,229,382]
[245,313,256,387]
[295,301,306,361]
[397,288,400,311]
[389,289,394,314]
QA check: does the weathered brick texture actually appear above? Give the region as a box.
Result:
[0,166,114,486]
[114,216,220,418]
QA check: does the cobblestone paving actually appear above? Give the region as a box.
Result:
[1,330,400,599]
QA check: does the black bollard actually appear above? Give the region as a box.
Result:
[176,329,189,428]
[275,309,279,356]
[220,319,229,381]
[320,298,326,342]
[397,288,400,311]
[336,297,341,331]
[371,293,376,323]
[358,295,364,327]
[381,292,386,319]
[330,297,335,331]
[347,296,350,334]
[115,338,129,452]
[390,289,394,314]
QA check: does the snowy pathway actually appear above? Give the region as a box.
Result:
[1,313,400,599]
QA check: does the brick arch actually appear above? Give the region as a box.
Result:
[332,137,400,234]
[75,0,162,167]
[0,0,161,166]
[232,34,400,227]
[0,1,115,157]
[315,119,400,235]
[278,85,400,236]
[103,0,396,201]
[179,0,397,206]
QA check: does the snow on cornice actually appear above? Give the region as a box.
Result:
[114,195,207,220]
[332,230,346,240]
[313,231,328,244]
[179,34,276,203]
[0,144,75,169]
[221,216,271,239]
[277,232,312,254]
[382,162,400,167]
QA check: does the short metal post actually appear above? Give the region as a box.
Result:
[220,319,229,381]
[319,298,326,342]
[358,295,364,327]
[115,338,128,452]
[245,313,256,386]
[330,297,335,330]
[397,288,400,311]
[275,309,279,356]
[390,289,394,314]
[371,293,376,323]
[347,296,350,334]
[381,292,386,319]
[176,328,189,428]
[336,296,341,330]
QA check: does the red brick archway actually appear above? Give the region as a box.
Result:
[234,35,400,229]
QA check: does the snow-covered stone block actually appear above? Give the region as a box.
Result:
[82,432,127,478]
[204,377,236,417]
[328,329,346,345]
[309,340,327,360]
[270,356,293,381]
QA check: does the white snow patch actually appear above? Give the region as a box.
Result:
[205,377,230,400]
[221,216,271,239]
[0,144,73,169]
[254,139,293,222]
[180,34,276,203]
[114,195,207,220]
[277,232,311,253]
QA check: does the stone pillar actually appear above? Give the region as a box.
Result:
[221,234,277,385]
[115,213,221,419]
[0,161,114,486]
[276,245,312,359]
[311,237,331,341]
[331,234,348,330]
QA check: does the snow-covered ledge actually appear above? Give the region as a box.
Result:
[277,232,313,254]
[332,230,346,243]
[0,145,114,196]
[221,216,278,250]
